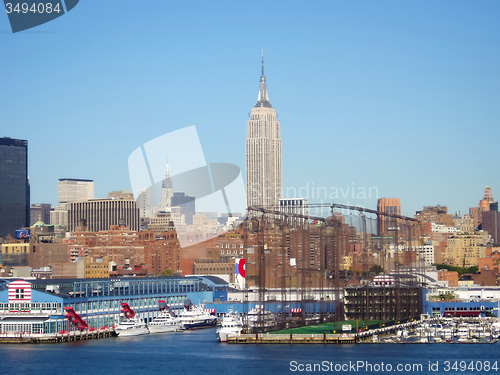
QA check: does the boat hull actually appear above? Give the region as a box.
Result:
[216,330,240,342]
[115,326,149,337]
[182,319,217,330]
[148,324,180,334]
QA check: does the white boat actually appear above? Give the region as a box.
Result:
[247,307,276,327]
[115,315,150,336]
[149,310,181,333]
[178,300,217,330]
[216,313,243,342]
[115,302,149,337]
[456,325,470,337]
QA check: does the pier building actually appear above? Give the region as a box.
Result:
[0,276,213,336]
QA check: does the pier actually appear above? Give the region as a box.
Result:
[228,333,356,344]
[0,328,116,344]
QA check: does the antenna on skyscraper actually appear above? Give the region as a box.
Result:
[261,49,264,76]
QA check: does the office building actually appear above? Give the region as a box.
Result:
[482,209,499,244]
[67,197,140,232]
[246,53,282,209]
[159,164,174,210]
[415,205,455,227]
[377,198,401,235]
[171,192,195,225]
[279,198,308,226]
[137,188,152,218]
[30,204,51,226]
[58,178,93,203]
[0,137,29,238]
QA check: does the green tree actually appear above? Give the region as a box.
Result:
[369,265,383,275]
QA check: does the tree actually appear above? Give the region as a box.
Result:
[369,265,383,275]
[432,263,478,275]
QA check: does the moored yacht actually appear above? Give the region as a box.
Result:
[178,300,217,330]
[247,307,276,328]
[216,312,243,342]
[115,303,149,337]
[148,301,181,334]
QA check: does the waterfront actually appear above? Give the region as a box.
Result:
[1,328,499,375]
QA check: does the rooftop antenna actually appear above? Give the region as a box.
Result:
[261,49,264,76]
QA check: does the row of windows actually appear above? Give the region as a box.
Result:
[216,244,244,248]
[0,302,60,311]
[220,250,244,255]
[67,295,185,314]
[2,246,29,254]
[444,307,484,311]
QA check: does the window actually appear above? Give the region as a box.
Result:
[15,289,24,299]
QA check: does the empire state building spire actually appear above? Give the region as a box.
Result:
[247,52,282,210]
[255,50,272,108]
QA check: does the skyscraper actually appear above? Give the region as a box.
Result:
[377,198,401,235]
[67,197,140,232]
[170,192,195,225]
[0,137,29,238]
[246,52,282,209]
[159,164,174,210]
[58,178,94,203]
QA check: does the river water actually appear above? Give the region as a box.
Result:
[1,328,498,375]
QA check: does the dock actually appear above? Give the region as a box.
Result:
[227,333,356,344]
[0,328,116,344]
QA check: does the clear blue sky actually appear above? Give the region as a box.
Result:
[1,0,499,218]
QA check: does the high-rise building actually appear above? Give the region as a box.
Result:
[67,197,140,232]
[0,137,29,238]
[246,52,282,209]
[159,164,174,209]
[171,192,195,225]
[415,205,454,227]
[484,186,494,203]
[377,198,401,235]
[30,203,51,226]
[51,178,94,228]
[137,188,152,218]
[279,198,308,226]
[469,186,495,229]
[482,188,499,244]
[58,178,94,203]
[482,210,499,244]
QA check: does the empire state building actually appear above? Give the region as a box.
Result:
[246,53,282,209]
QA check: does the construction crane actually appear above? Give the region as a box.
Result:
[243,203,422,327]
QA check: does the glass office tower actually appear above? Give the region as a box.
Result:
[0,137,29,238]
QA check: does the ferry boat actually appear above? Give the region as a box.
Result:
[115,303,149,337]
[148,301,181,334]
[216,312,243,342]
[178,300,217,330]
